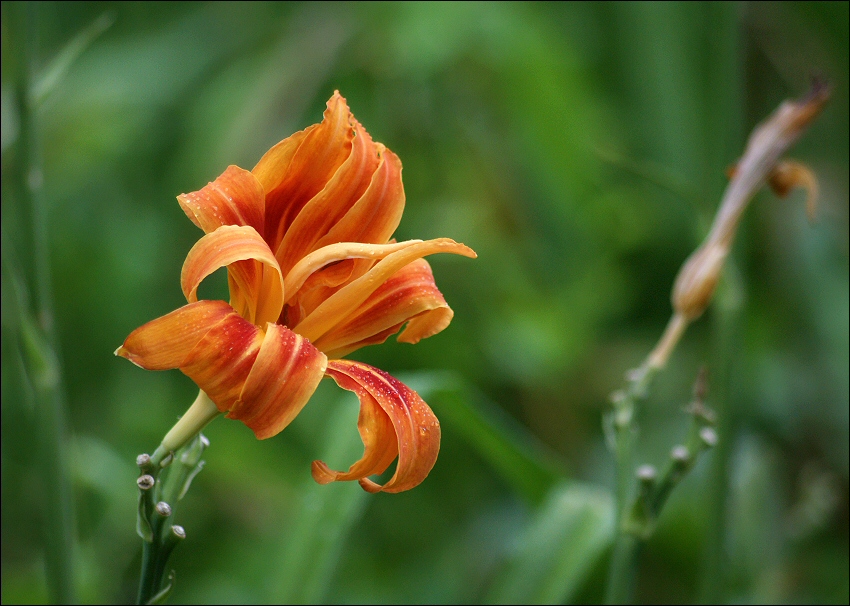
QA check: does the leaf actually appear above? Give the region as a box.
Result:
[486,482,616,604]
[32,12,114,105]
[271,395,369,603]
[145,570,175,605]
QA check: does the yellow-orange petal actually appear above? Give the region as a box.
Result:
[312,145,405,253]
[115,300,234,370]
[314,360,440,493]
[255,92,355,252]
[282,240,422,304]
[228,323,328,440]
[181,225,284,327]
[275,118,380,275]
[314,258,453,358]
[179,313,264,412]
[177,165,266,237]
[294,238,477,343]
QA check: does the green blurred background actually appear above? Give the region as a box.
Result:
[2,2,847,603]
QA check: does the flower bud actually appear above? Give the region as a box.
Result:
[137,475,155,490]
[671,242,728,321]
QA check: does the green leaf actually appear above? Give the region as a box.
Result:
[145,570,174,605]
[136,492,154,543]
[400,371,565,504]
[271,396,369,603]
[32,12,114,105]
[486,482,616,604]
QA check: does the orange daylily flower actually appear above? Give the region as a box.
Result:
[117,92,476,493]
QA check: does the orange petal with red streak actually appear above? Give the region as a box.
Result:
[294,238,476,343]
[314,360,440,493]
[255,92,355,252]
[115,300,234,370]
[177,166,266,238]
[181,225,283,327]
[314,258,453,358]
[229,323,328,439]
[179,312,264,412]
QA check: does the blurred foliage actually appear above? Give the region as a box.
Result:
[2,1,847,604]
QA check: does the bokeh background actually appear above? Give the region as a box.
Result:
[2,2,847,604]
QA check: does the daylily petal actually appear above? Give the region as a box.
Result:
[312,145,405,253]
[177,165,266,237]
[314,360,440,493]
[294,238,477,343]
[181,225,284,327]
[314,259,453,358]
[115,300,234,370]
[282,240,422,304]
[229,323,328,440]
[255,92,355,252]
[275,118,380,275]
[179,312,264,411]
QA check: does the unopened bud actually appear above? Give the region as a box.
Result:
[699,427,718,447]
[171,524,186,539]
[671,445,691,464]
[155,501,172,517]
[637,465,657,483]
[768,160,818,222]
[136,453,151,468]
[672,243,728,321]
[137,475,155,490]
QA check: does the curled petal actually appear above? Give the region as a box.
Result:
[294,238,477,343]
[767,159,819,221]
[229,323,328,440]
[282,240,422,304]
[177,166,266,237]
[256,92,355,252]
[115,300,235,370]
[179,313,264,412]
[314,360,440,493]
[275,118,380,275]
[315,259,454,358]
[181,225,284,327]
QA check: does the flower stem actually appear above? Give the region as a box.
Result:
[152,391,220,466]
[136,422,209,604]
[604,367,656,605]
[10,3,77,602]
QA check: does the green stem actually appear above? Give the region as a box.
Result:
[605,534,643,605]
[604,367,656,605]
[136,429,208,604]
[697,3,742,602]
[11,3,76,603]
[698,263,742,602]
[137,539,160,605]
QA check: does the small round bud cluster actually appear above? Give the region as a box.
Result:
[137,475,155,490]
[155,501,172,517]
